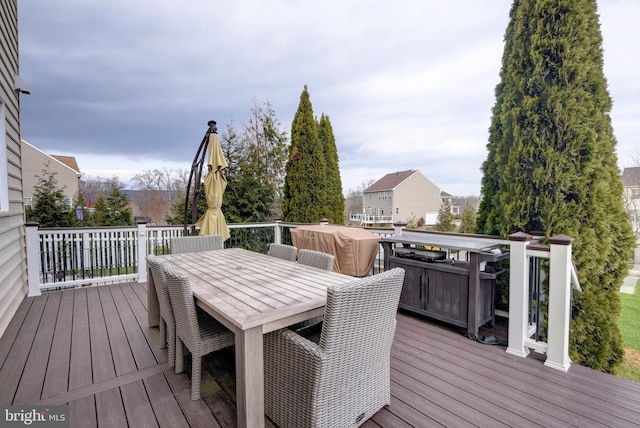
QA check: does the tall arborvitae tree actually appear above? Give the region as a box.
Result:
[317,114,344,224]
[283,86,326,222]
[476,0,634,372]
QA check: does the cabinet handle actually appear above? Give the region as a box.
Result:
[425,275,430,305]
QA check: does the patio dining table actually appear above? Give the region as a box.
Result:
[147,247,354,428]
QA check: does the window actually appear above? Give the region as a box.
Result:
[0,100,8,212]
[632,188,640,200]
[24,197,32,210]
[396,208,399,214]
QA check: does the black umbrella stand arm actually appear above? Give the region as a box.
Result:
[183,120,217,236]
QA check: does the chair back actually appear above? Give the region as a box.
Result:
[267,243,298,262]
[170,235,223,254]
[147,255,174,326]
[320,267,405,356]
[164,265,200,348]
[298,249,335,271]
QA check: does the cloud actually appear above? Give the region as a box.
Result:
[17,0,640,198]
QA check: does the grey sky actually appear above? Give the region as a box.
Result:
[17,0,640,196]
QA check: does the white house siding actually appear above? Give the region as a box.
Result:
[0,0,28,338]
[394,172,440,223]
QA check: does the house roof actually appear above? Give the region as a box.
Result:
[365,169,416,192]
[622,167,640,186]
[52,155,80,173]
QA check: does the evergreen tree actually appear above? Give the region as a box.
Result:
[165,186,207,226]
[458,203,477,234]
[102,183,133,226]
[28,168,70,227]
[434,198,455,232]
[93,195,108,226]
[283,86,326,222]
[318,114,345,224]
[476,0,634,372]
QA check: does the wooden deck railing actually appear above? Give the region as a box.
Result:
[24,222,578,371]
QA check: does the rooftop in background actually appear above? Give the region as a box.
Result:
[365,170,418,192]
[622,167,640,187]
[51,155,80,173]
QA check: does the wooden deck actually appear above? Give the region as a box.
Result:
[1,282,639,427]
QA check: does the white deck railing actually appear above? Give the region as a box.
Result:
[25,222,578,371]
[25,221,294,294]
[349,213,394,224]
[506,232,579,372]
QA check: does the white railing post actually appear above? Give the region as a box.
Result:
[545,234,574,371]
[393,221,406,237]
[274,218,282,245]
[137,220,148,283]
[506,231,532,358]
[26,222,42,296]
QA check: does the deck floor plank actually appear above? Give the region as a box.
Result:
[87,287,116,383]
[121,379,159,427]
[121,282,167,365]
[2,282,640,428]
[0,294,48,404]
[68,395,96,428]
[95,388,128,427]
[143,372,191,428]
[397,313,638,427]
[13,291,61,404]
[69,289,92,391]
[110,284,158,370]
[41,289,74,399]
[98,284,137,376]
[0,295,34,370]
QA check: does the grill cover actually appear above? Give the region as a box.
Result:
[291,225,380,276]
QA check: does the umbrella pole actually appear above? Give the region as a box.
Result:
[183,121,217,236]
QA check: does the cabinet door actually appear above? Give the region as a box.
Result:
[424,268,468,324]
[389,261,422,309]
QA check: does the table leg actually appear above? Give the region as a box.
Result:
[235,326,264,428]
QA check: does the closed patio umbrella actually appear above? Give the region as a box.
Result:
[194,132,230,241]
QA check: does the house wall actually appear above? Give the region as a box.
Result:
[0,0,29,338]
[21,140,80,204]
[393,172,440,223]
[362,190,393,217]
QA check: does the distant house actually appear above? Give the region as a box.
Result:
[350,169,440,225]
[21,139,81,211]
[622,167,640,233]
[1,0,29,337]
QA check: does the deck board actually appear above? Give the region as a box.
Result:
[69,289,92,391]
[13,290,60,404]
[1,281,640,428]
[41,289,73,399]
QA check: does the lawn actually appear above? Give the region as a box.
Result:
[616,282,640,382]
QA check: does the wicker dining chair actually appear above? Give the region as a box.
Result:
[163,264,235,400]
[267,243,298,262]
[147,255,177,368]
[297,248,335,271]
[169,235,223,254]
[264,267,405,428]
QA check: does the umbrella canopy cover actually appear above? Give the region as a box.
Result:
[195,133,230,241]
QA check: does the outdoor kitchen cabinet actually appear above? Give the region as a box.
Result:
[381,233,508,339]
